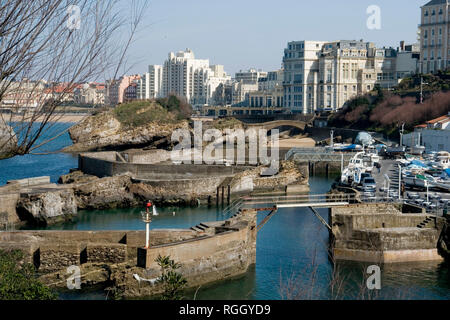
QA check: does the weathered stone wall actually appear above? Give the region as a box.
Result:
[0,189,20,227]
[0,211,257,298]
[125,150,171,164]
[79,152,252,179]
[330,204,445,263]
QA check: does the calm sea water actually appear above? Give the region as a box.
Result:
[1,124,449,300]
[0,123,78,185]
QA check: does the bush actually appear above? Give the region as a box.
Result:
[156,255,187,300]
[113,96,192,128]
[0,250,57,300]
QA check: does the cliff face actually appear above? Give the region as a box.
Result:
[0,122,17,158]
[65,111,189,152]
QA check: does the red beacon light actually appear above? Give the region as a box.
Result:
[146,202,152,208]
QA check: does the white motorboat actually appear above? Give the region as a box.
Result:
[435,152,450,170]
[366,146,380,165]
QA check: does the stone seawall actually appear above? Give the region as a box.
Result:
[330,204,446,263]
[78,152,252,179]
[0,210,257,298]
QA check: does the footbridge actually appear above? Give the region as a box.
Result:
[285,148,357,164]
[245,120,310,132]
[222,193,359,231]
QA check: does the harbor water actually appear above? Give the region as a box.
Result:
[0,124,449,300]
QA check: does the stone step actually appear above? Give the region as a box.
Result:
[199,223,210,229]
[190,226,205,232]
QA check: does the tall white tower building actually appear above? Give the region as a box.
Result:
[419,0,450,73]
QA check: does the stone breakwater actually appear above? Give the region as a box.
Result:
[0,209,257,299]
[330,203,447,263]
[0,150,308,227]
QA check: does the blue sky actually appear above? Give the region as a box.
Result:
[126,0,426,76]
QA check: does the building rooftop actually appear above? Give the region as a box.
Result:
[427,115,450,124]
[423,0,449,6]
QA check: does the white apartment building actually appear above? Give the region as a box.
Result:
[419,0,450,73]
[235,69,268,84]
[283,40,328,113]
[205,65,232,105]
[283,40,419,114]
[231,82,259,106]
[137,65,163,100]
[161,49,229,107]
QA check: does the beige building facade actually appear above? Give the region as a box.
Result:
[419,0,450,73]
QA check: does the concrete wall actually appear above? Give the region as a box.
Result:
[125,150,171,164]
[0,210,257,297]
[79,153,252,179]
[0,229,200,272]
[330,204,445,263]
[0,185,20,228]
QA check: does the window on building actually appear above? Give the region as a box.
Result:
[326,94,332,107]
[327,68,332,82]
[343,63,349,79]
[351,63,358,79]
[294,74,303,83]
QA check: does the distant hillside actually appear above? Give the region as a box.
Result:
[329,71,450,139]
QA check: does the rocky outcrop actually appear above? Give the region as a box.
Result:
[0,122,17,159]
[65,111,189,152]
[73,175,138,210]
[59,171,139,210]
[17,189,77,226]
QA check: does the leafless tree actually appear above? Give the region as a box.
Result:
[0,0,149,159]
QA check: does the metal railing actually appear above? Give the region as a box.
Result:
[222,193,358,216]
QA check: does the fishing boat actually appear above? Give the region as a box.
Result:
[402,173,434,189]
[434,152,450,170]
[340,152,374,186]
[366,145,380,165]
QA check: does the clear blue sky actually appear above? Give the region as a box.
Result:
[127,0,426,76]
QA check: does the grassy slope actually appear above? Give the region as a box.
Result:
[113,96,192,128]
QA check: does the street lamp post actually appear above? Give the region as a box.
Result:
[420,77,429,104]
[400,123,405,147]
[398,164,402,201]
[141,202,153,249]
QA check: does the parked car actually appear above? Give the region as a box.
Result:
[362,177,377,191]
[359,173,372,185]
